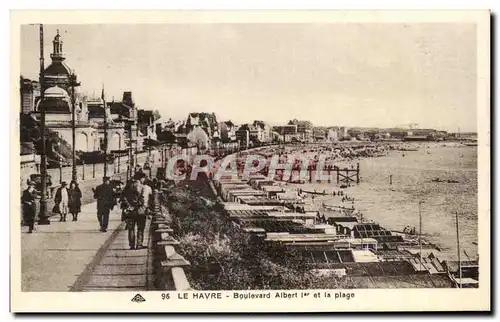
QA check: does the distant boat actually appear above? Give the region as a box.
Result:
[431,178,459,184]
[302,189,329,196]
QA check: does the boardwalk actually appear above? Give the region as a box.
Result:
[21,202,152,292]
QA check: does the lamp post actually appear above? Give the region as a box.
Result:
[69,72,80,182]
[103,86,108,179]
[37,23,50,225]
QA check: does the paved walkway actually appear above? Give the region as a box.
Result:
[21,202,152,292]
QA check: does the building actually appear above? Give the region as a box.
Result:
[31,31,100,153]
[20,77,41,114]
[86,91,127,153]
[288,119,313,142]
[29,30,138,155]
[272,125,298,142]
[108,91,141,152]
[138,109,158,141]
[253,120,271,143]
[326,128,339,142]
[219,120,237,143]
[235,123,259,147]
[185,113,219,142]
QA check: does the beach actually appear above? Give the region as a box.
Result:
[286,142,478,261]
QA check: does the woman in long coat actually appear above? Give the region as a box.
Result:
[22,180,38,233]
[68,180,82,221]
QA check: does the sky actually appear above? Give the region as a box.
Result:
[20,23,477,132]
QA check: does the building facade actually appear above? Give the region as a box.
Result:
[20,77,41,114]
[28,30,136,154]
[273,125,298,142]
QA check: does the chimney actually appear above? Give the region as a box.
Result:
[122,91,133,107]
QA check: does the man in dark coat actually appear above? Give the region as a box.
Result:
[122,172,147,250]
[93,176,115,232]
[22,180,38,233]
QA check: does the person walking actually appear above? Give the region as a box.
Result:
[68,180,82,222]
[122,172,148,250]
[54,181,69,222]
[21,180,38,233]
[93,176,115,232]
[142,176,153,219]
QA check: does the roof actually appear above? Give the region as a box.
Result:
[327,216,359,223]
[266,211,317,219]
[262,186,285,192]
[39,98,70,113]
[224,120,234,127]
[227,209,271,218]
[336,222,358,230]
[336,238,378,245]
[229,189,266,196]
[243,220,303,233]
[44,61,72,77]
[265,234,343,243]
[44,85,69,98]
[351,250,379,263]
[222,203,278,211]
[273,125,297,135]
[108,101,134,118]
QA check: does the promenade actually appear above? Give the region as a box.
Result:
[21,202,153,292]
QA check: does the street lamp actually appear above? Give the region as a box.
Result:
[69,72,80,182]
[37,23,50,225]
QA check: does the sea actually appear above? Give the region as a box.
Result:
[288,143,478,261]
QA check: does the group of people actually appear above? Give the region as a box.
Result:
[93,169,160,250]
[22,164,163,252]
[21,180,83,233]
[403,225,418,235]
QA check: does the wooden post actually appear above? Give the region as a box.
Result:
[82,160,85,180]
[356,163,360,184]
[419,201,423,271]
[389,175,393,185]
[92,162,95,178]
[336,168,340,184]
[456,211,462,288]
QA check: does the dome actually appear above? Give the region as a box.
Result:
[44,61,72,77]
[44,85,69,98]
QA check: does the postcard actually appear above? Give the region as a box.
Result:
[10,10,490,313]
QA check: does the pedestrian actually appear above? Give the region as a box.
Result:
[122,172,148,250]
[68,180,82,222]
[120,180,133,221]
[21,180,38,233]
[93,176,115,232]
[142,176,153,218]
[54,181,69,222]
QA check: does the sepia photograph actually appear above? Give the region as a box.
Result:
[10,10,490,312]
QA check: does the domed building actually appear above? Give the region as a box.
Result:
[42,30,72,93]
[33,30,100,153]
[26,30,136,156]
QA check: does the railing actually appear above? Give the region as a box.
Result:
[150,189,192,291]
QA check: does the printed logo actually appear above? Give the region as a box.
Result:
[131,293,146,303]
